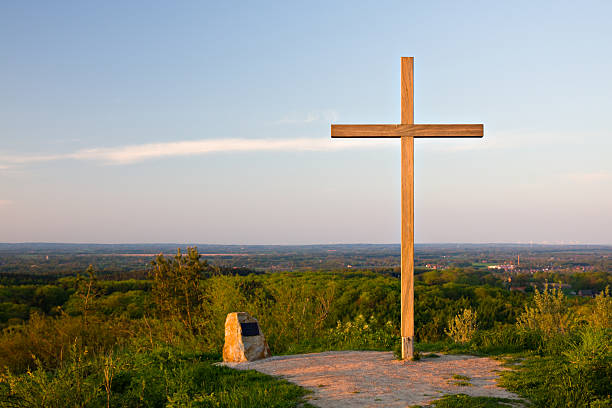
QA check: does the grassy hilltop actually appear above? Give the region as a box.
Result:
[0,247,609,407]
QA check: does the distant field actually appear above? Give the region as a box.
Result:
[0,243,610,277]
[81,253,254,257]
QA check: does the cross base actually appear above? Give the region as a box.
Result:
[401,336,414,360]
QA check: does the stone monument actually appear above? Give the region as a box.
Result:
[222,312,271,362]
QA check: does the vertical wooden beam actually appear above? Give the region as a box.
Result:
[400,57,414,360]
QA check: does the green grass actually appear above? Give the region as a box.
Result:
[416,394,523,407]
[500,353,612,408]
[413,327,543,357]
[405,329,612,408]
[471,263,496,269]
[0,347,314,408]
[449,374,472,387]
[452,381,472,387]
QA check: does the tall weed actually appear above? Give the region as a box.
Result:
[445,308,478,344]
[516,284,575,339]
[589,286,612,329]
[0,314,132,374]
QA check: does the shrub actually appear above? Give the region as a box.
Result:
[445,308,478,344]
[516,284,574,339]
[0,342,107,408]
[326,315,397,351]
[0,313,133,374]
[589,286,612,329]
[562,328,612,400]
[502,328,612,407]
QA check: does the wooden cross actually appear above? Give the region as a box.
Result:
[331,57,483,360]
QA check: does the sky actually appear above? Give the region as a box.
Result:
[1,1,611,244]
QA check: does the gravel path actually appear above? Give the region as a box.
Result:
[223,351,524,407]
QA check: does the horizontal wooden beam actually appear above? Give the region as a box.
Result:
[331,124,483,138]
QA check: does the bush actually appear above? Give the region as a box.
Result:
[589,286,612,329]
[445,308,478,344]
[0,342,107,408]
[516,284,575,339]
[0,313,134,374]
[502,328,612,407]
[562,328,612,400]
[326,315,397,351]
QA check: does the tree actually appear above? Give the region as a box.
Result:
[74,265,100,320]
[33,285,68,314]
[149,247,217,333]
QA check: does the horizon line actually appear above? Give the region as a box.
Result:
[1,241,611,247]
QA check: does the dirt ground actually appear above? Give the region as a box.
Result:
[223,350,524,407]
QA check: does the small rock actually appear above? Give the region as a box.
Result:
[222,312,271,362]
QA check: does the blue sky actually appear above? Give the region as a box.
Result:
[1,1,611,244]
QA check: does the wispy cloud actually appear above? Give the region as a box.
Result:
[1,130,599,168]
[0,137,393,166]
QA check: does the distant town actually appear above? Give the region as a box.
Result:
[0,243,609,296]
